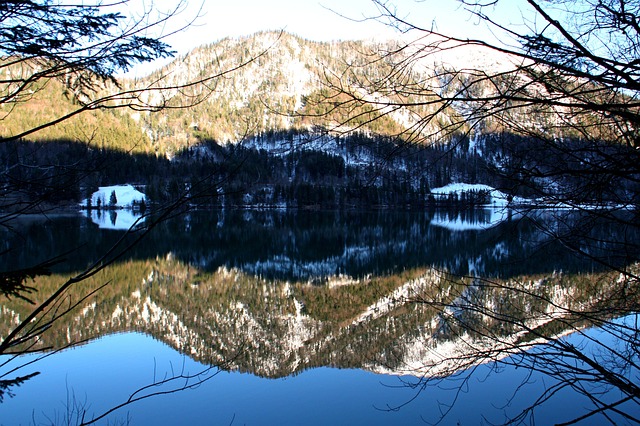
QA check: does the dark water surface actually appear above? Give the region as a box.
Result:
[0,208,637,425]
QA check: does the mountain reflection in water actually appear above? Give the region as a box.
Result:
[0,209,637,425]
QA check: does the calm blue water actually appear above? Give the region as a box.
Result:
[0,210,638,425]
[2,326,636,425]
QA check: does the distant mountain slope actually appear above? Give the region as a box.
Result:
[3,32,637,210]
[0,71,149,151]
[124,31,534,154]
[129,32,411,150]
[1,31,525,155]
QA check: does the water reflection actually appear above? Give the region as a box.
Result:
[0,333,476,425]
[0,208,637,424]
[87,208,144,230]
[0,208,616,280]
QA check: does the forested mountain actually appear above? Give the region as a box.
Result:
[132,31,409,150]
[1,31,637,210]
[2,32,418,149]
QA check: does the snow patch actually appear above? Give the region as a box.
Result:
[430,182,516,206]
[112,304,123,320]
[84,184,146,209]
[81,185,147,230]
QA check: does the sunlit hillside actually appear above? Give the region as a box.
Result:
[2,32,493,155]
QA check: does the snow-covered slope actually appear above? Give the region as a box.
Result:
[128,31,524,148]
[82,185,147,230]
[84,184,146,209]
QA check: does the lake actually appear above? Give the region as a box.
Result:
[0,208,638,425]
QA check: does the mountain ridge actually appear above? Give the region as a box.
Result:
[2,31,636,211]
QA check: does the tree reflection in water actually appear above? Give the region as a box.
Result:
[0,209,637,424]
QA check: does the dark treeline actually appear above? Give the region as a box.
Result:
[1,129,637,211]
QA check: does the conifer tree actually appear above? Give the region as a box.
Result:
[109,190,118,207]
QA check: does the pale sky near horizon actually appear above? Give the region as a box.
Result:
[164,0,523,48]
[122,0,528,76]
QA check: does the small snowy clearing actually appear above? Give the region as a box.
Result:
[81,185,147,230]
[428,183,526,231]
[430,183,525,207]
[83,185,146,209]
